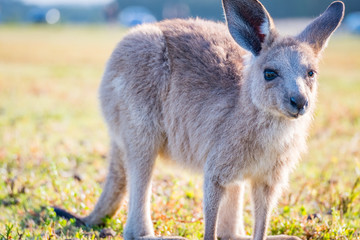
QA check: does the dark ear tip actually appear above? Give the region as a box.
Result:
[327,1,345,23]
[329,1,345,15]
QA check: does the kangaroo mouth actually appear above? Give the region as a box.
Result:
[286,109,307,119]
[287,111,300,119]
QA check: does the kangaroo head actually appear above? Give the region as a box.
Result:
[223,0,344,119]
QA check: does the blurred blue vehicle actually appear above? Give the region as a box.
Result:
[345,12,360,34]
[27,7,47,23]
[118,6,156,27]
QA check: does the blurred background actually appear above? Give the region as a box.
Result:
[0,0,360,239]
[1,0,360,32]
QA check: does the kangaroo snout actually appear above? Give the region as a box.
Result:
[289,95,308,117]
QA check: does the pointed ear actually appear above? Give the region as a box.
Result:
[222,0,276,56]
[298,1,345,55]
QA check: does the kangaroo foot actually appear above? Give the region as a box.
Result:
[137,236,188,240]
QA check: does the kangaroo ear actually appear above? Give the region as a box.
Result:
[222,0,276,56]
[298,1,345,55]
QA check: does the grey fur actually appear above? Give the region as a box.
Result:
[298,1,345,55]
[63,1,344,239]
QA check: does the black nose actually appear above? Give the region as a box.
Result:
[290,96,308,111]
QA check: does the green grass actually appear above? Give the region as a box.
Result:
[0,25,359,239]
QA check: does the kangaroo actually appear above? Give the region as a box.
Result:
[55,0,344,239]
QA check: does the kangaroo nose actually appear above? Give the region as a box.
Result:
[290,96,308,111]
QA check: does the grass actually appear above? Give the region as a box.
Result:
[0,25,359,239]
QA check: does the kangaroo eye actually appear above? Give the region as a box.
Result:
[264,69,278,81]
[308,70,315,78]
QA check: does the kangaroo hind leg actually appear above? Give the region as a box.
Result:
[122,136,159,240]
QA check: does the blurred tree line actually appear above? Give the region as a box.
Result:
[117,0,360,21]
[1,0,359,24]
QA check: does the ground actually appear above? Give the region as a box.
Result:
[0,25,359,239]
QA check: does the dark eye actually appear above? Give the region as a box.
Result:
[264,69,278,81]
[308,70,315,78]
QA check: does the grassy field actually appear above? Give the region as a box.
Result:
[0,25,359,239]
